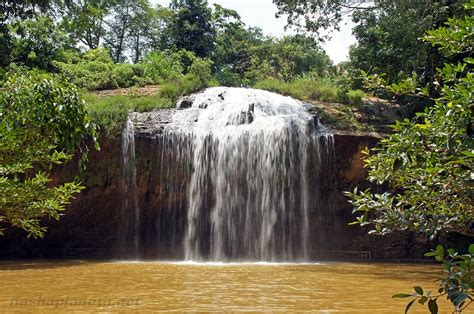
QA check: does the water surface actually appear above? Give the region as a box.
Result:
[0,261,447,312]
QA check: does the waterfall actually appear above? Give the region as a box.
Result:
[119,114,140,258]
[154,87,334,262]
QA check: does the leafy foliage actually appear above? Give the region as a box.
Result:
[60,0,113,50]
[273,0,378,36]
[7,14,73,71]
[83,93,173,137]
[169,0,216,58]
[54,48,152,90]
[158,56,216,102]
[393,245,474,313]
[254,73,363,105]
[349,0,465,84]
[0,71,98,238]
[346,4,474,238]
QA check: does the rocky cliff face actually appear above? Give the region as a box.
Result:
[0,132,436,260]
[0,89,449,260]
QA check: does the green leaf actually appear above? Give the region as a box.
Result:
[418,296,428,305]
[469,244,474,255]
[405,299,416,314]
[393,294,413,298]
[414,286,424,295]
[435,245,444,255]
[393,158,403,171]
[428,299,438,314]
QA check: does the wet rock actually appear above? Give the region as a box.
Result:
[198,100,209,109]
[177,96,195,109]
[246,103,255,124]
[131,109,176,137]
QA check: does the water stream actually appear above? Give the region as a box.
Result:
[119,114,140,258]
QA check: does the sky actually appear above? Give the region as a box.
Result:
[152,0,356,64]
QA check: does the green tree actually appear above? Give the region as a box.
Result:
[61,0,115,49]
[346,3,473,311]
[274,0,466,84]
[104,0,136,62]
[346,9,473,237]
[168,0,216,58]
[273,0,378,36]
[0,0,66,67]
[8,15,73,71]
[349,0,465,83]
[127,0,165,63]
[0,71,98,238]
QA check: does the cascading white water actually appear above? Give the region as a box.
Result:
[158,87,334,262]
[120,114,141,258]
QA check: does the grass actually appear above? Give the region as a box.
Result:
[253,77,373,131]
[83,70,217,137]
[83,93,174,137]
[253,76,365,105]
[84,74,369,136]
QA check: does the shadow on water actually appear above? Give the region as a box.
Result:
[283,262,441,280]
[0,259,441,279]
[0,260,103,271]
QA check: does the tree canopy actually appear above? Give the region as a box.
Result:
[0,71,98,237]
[346,5,474,238]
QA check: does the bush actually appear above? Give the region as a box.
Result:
[158,57,215,102]
[216,65,244,87]
[113,63,153,88]
[345,89,365,106]
[254,75,341,103]
[158,82,182,101]
[54,49,117,90]
[142,50,184,83]
[54,48,154,91]
[0,71,98,238]
[187,58,213,87]
[254,74,365,106]
[253,78,291,95]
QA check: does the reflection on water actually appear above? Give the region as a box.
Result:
[0,261,446,312]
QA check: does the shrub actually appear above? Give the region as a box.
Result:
[142,50,184,83]
[54,49,118,90]
[55,48,155,91]
[113,63,152,88]
[345,89,365,106]
[158,57,215,102]
[253,78,290,95]
[254,75,344,103]
[0,71,98,238]
[159,82,181,101]
[187,57,213,88]
[216,65,244,87]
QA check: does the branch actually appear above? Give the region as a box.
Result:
[339,4,378,10]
